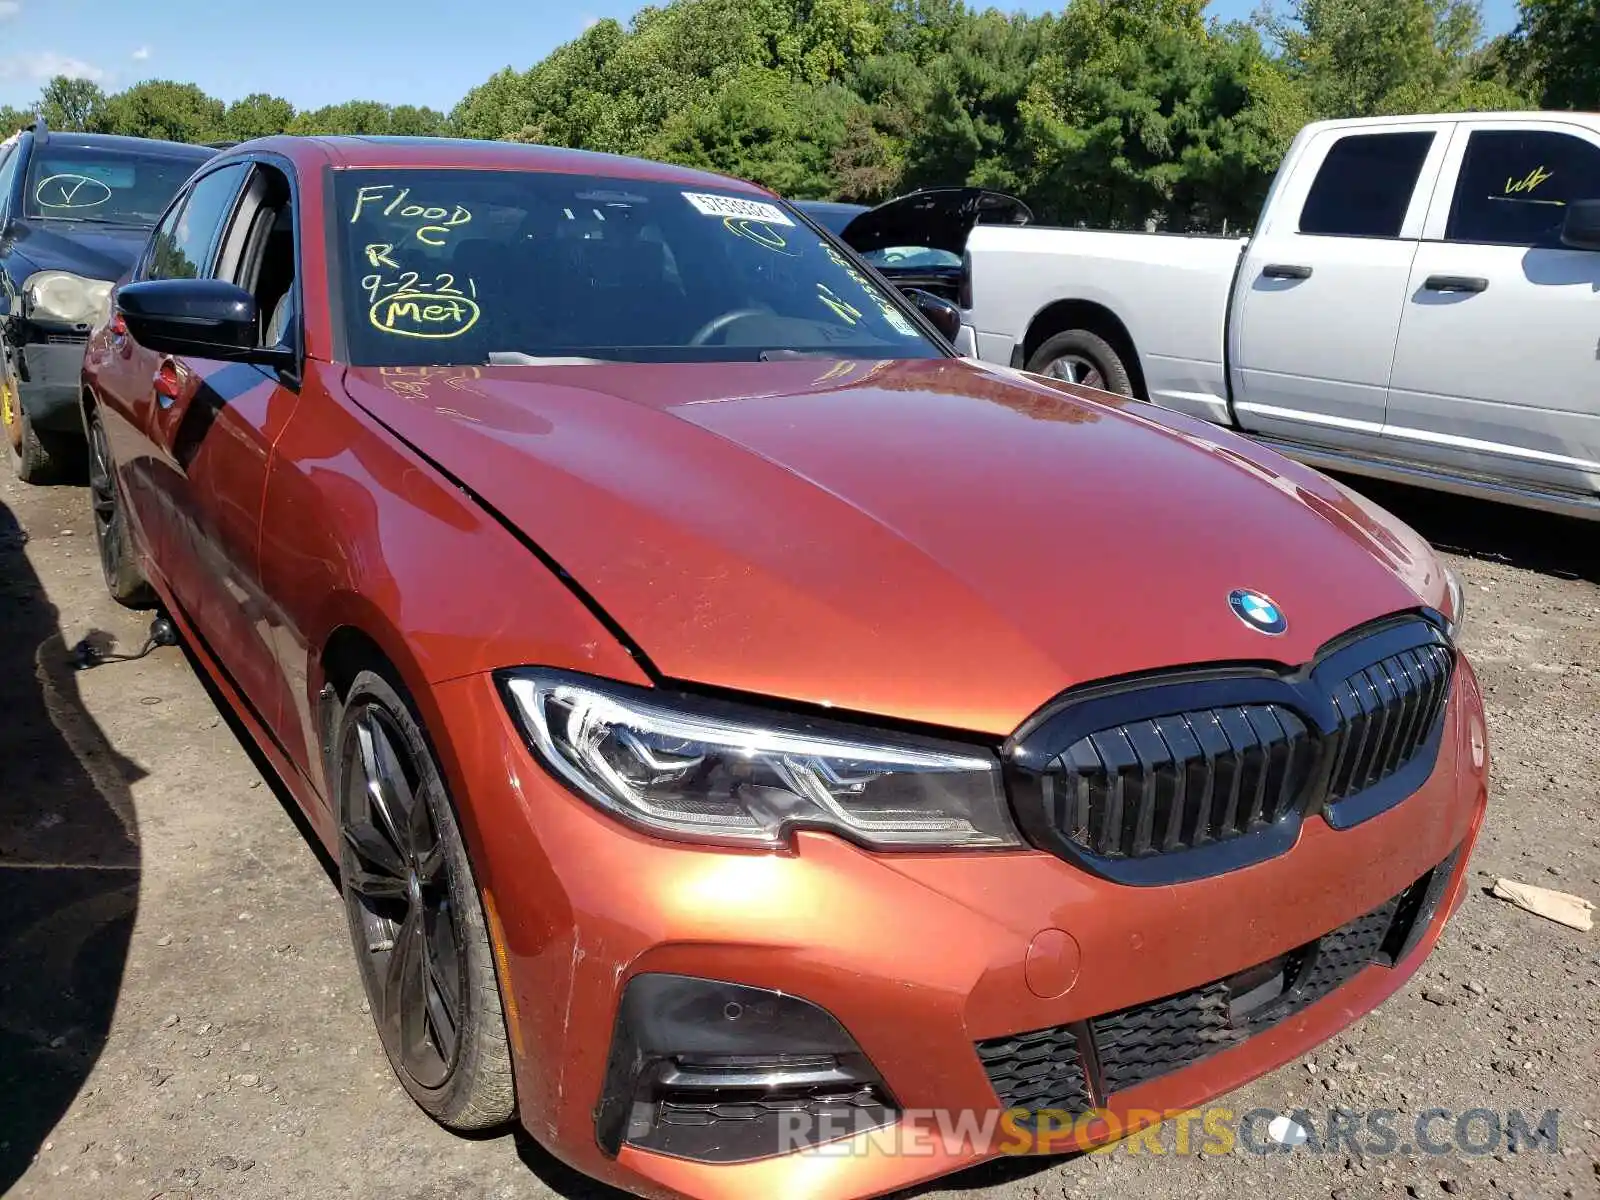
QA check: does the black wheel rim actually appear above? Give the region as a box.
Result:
[341,705,465,1090]
[1044,354,1105,390]
[88,415,124,586]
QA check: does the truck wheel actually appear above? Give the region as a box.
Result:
[3,361,67,484]
[1026,330,1134,397]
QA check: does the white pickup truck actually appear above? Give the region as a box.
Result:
[961,112,1600,520]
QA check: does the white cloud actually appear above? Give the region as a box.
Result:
[131,45,150,61]
[0,2,22,19]
[0,51,108,84]
[581,14,599,29]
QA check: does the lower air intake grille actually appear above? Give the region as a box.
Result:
[974,1025,1093,1116]
[975,847,1461,1109]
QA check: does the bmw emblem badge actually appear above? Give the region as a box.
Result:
[1228,589,1287,636]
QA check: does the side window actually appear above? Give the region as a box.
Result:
[146,163,249,281]
[220,165,298,348]
[0,143,22,219]
[1445,130,1600,248]
[1299,132,1435,239]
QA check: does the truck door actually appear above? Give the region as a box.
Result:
[1230,123,1449,453]
[1385,118,1600,499]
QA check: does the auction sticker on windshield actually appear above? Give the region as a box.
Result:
[682,191,793,225]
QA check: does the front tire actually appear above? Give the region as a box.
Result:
[2,358,67,484]
[87,402,156,608]
[336,669,515,1130]
[1026,329,1135,397]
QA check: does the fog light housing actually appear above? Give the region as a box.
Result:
[595,974,896,1163]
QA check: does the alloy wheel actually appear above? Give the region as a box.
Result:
[341,705,466,1090]
[1043,354,1105,390]
[88,415,124,587]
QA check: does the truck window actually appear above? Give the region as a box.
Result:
[1299,131,1434,239]
[1445,129,1600,249]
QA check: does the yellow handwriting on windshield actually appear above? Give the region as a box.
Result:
[723,217,797,255]
[816,284,862,325]
[370,293,481,339]
[1505,165,1552,194]
[350,185,473,245]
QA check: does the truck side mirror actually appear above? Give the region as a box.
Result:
[1559,199,1600,251]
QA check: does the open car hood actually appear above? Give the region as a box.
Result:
[837,187,1032,257]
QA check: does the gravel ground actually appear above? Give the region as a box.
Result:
[1,465,1596,1200]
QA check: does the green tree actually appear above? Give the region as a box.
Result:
[225,93,296,140]
[1,104,33,135]
[387,104,450,136]
[1019,2,1299,229]
[1263,0,1527,117]
[99,81,226,142]
[1509,0,1600,108]
[289,99,393,135]
[39,76,107,131]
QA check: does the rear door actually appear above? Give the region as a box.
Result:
[1385,118,1600,497]
[1231,123,1450,451]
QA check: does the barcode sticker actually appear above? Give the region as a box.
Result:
[682,191,794,226]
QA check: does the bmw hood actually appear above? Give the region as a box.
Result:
[6,220,147,283]
[341,359,1446,736]
[837,188,1032,258]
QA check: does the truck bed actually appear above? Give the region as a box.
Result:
[964,225,1245,423]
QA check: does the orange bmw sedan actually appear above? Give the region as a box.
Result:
[80,135,1488,1199]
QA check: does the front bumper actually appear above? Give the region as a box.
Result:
[16,338,89,434]
[430,653,1488,1200]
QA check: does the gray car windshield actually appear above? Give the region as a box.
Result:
[24,145,206,225]
[334,169,942,366]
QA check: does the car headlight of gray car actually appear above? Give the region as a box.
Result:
[24,270,114,327]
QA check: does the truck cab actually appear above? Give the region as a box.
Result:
[965,112,1600,521]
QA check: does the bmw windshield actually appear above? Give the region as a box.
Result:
[334,169,943,366]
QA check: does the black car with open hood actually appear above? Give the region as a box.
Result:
[797,187,1032,306]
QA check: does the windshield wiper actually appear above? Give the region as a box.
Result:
[487,352,614,367]
[758,349,842,361]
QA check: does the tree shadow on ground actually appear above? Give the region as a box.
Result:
[0,498,146,1191]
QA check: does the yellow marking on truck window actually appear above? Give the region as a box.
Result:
[1505,165,1553,195]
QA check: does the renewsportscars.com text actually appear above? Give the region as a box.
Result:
[776,1106,1564,1158]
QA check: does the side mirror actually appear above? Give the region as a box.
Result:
[903,287,963,343]
[1559,199,1600,251]
[117,279,288,365]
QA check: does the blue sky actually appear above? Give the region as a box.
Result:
[0,0,1522,114]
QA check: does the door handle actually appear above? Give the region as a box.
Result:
[1422,275,1488,294]
[1262,263,1313,280]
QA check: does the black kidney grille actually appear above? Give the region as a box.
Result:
[1048,705,1315,860]
[974,1025,1093,1116]
[1326,642,1453,801]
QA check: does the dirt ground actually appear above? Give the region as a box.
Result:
[1,462,1596,1200]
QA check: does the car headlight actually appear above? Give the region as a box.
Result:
[500,669,1020,850]
[24,270,114,327]
[1442,564,1466,639]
